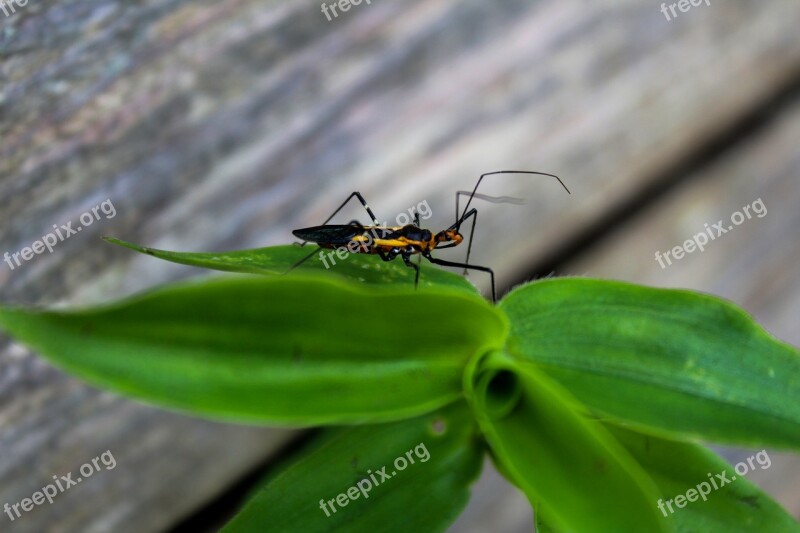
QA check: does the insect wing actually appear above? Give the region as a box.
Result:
[292,225,363,246]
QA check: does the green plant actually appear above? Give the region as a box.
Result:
[1,238,799,532]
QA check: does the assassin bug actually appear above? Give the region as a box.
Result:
[290,171,570,302]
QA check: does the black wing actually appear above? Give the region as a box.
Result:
[292,225,364,245]
[293,225,402,245]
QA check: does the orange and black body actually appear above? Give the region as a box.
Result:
[292,225,461,255]
[291,171,569,301]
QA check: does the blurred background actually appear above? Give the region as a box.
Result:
[1,0,799,531]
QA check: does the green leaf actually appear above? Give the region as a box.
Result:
[610,427,800,532]
[222,402,484,533]
[0,276,506,425]
[465,351,672,533]
[103,238,478,294]
[500,278,800,449]
[534,429,800,533]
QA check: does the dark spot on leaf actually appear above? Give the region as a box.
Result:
[594,459,607,473]
[739,495,760,508]
[430,417,447,435]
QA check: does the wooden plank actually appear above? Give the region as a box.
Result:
[1,0,799,531]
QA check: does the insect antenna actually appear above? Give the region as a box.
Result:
[447,170,569,279]
[454,170,570,231]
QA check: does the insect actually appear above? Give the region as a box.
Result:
[291,171,570,302]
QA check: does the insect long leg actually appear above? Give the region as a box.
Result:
[296,192,380,247]
[425,255,496,302]
[459,207,479,275]
[402,252,420,289]
[323,192,380,226]
[287,246,323,273]
[413,211,423,278]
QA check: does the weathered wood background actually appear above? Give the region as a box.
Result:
[1,0,798,531]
